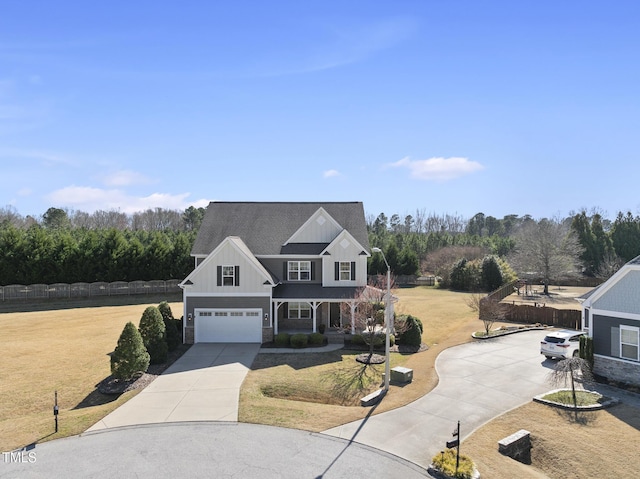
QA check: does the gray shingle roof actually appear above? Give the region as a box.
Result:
[192,202,370,256]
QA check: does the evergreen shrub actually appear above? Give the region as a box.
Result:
[110,322,150,380]
[139,306,168,364]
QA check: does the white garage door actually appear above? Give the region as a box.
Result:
[195,309,262,343]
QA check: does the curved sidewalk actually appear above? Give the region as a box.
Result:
[324,330,554,467]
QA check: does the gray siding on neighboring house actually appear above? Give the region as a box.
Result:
[592,314,639,358]
[592,270,640,314]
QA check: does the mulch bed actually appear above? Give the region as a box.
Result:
[98,344,191,395]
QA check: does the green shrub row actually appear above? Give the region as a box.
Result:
[273,332,327,348]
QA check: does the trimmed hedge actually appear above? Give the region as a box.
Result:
[275,333,290,347]
[290,333,309,349]
[308,332,325,346]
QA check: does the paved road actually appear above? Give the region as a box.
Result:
[0,423,431,479]
[324,330,555,466]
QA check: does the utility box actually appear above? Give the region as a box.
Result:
[390,366,413,383]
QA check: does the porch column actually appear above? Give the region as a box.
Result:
[274,301,284,335]
[311,301,321,333]
[350,301,356,334]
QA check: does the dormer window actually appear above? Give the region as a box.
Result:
[288,261,311,281]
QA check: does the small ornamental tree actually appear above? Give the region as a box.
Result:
[397,314,423,347]
[158,301,180,351]
[139,306,168,364]
[110,322,150,380]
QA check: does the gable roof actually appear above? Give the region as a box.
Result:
[581,254,640,310]
[181,236,276,287]
[191,202,370,256]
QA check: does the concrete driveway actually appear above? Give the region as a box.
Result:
[324,330,555,467]
[88,343,260,431]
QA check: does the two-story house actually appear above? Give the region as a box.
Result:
[179,202,374,344]
[579,255,640,387]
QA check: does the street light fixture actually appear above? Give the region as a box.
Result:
[371,247,391,392]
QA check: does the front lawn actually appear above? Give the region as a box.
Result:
[0,301,182,452]
[239,286,481,431]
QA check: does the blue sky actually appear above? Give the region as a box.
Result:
[2,1,639,222]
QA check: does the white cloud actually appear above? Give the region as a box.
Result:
[323,169,341,178]
[102,169,153,187]
[388,156,484,181]
[46,185,209,214]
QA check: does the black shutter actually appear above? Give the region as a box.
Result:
[217,265,222,286]
[351,261,356,281]
[283,303,289,318]
[334,262,339,281]
[283,262,288,281]
[311,262,316,280]
[234,266,240,286]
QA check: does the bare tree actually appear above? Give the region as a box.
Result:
[509,218,584,295]
[342,275,396,362]
[548,357,594,410]
[596,251,624,280]
[465,294,506,336]
[0,205,25,227]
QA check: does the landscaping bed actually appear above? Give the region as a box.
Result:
[98,343,191,395]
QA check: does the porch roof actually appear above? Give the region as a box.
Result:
[273,284,376,301]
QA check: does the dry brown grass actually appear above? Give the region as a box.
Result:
[0,301,181,451]
[463,401,640,479]
[5,286,638,478]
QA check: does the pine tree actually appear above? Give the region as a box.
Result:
[139,306,168,364]
[111,322,150,380]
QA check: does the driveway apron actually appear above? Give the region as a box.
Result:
[324,330,555,468]
[88,343,260,431]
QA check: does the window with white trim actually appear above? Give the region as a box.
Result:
[222,265,235,286]
[620,325,639,361]
[288,302,311,319]
[339,261,351,281]
[288,261,311,281]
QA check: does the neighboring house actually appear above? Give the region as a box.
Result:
[579,255,640,387]
[180,201,379,344]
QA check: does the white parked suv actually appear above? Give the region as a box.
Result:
[540,329,585,359]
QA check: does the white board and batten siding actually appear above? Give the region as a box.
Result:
[322,237,368,287]
[188,241,269,294]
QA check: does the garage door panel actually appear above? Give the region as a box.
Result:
[196,310,262,343]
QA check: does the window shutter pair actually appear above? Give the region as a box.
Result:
[216,265,240,286]
[334,261,356,280]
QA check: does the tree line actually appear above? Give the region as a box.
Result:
[0,206,206,285]
[2,205,640,290]
[368,208,640,291]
